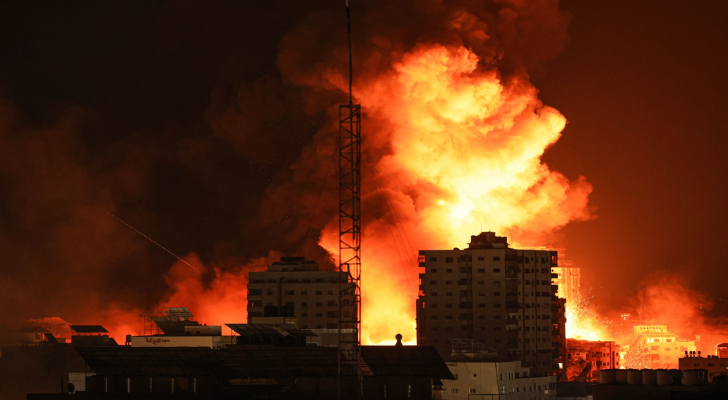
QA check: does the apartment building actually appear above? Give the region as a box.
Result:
[416,232,565,377]
[630,325,696,369]
[246,257,356,330]
[441,360,557,400]
[566,339,620,382]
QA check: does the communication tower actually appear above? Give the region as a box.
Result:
[338,0,362,398]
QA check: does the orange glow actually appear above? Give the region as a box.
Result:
[564,291,611,341]
[319,44,593,344]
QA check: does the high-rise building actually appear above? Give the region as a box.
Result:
[247,257,356,330]
[416,232,565,377]
[551,249,580,303]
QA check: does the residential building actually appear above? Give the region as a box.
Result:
[679,346,728,381]
[628,325,696,369]
[247,257,356,330]
[416,232,565,377]
[441,359,557,400]
[551,249,580,303]
[566,339,620,382]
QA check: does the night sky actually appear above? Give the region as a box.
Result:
[0,0,726,325]
[536,0,728,312]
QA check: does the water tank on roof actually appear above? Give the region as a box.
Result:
[657,369,681,385]
[599,370,616,384]
[615,369,628,384]
[627,369,642,385]
[682,369,708,386]
[642,369,657,385]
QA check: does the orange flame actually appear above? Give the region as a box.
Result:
[564,291,612,341]
[319,44,592,344]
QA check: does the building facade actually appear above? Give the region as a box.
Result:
[440,360,557,400]
[566,339,620,382]
[679,351,728,381]
[416,232,565,377]
[627,325,696,369]
[247,257,357,330]
[551,249,581,303]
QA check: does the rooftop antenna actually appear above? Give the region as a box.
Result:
[338,0,362,398]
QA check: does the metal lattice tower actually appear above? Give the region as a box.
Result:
[337,1,362,399]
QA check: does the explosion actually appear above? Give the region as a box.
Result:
[316,43,593,344]
[564,290,612,341]
[7,2,595,346]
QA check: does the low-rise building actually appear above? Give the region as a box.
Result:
[441,360,557,399]
[627,325,695,369]
[679,350,728,381]
[247,257,356,330]
[131,325,234,349]
[566,339,619,382]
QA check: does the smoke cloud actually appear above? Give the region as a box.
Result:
[0,0,591,345]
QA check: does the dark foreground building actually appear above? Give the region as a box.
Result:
[27,328,452,400]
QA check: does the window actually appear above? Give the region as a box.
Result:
[301,290,307,295]
[431,292,438,296]
[430,316,438,320]
[493,268,501,273]
[493,256,500,261]
[478,281,485,284]
[301,302,308,307]
[446,280,453,284]
[249,289,262,295]
[446,257,454,263]
[478,268,485,273]
[494,281,502,287]
[478,256,485,261]
[316,302,323,306]
[478,304,485,308]
[430,280,437,285]
[430,269,437,273]
[446,304,453,308]
[446,268,453,273]
[316,290,322,295]
[315,313,323,317]
[651,346,659,350]
[284,290,294,295]
[446,292,453,296]
[494,292,501,296]
[451,389,459,393]
[327,290,335,295]
[430,257,437,262]
[469,388,476,393]
[301,313,308,317]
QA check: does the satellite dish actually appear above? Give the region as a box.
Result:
[67,382,76,394]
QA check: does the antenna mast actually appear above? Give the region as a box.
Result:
[338,0,362,398]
